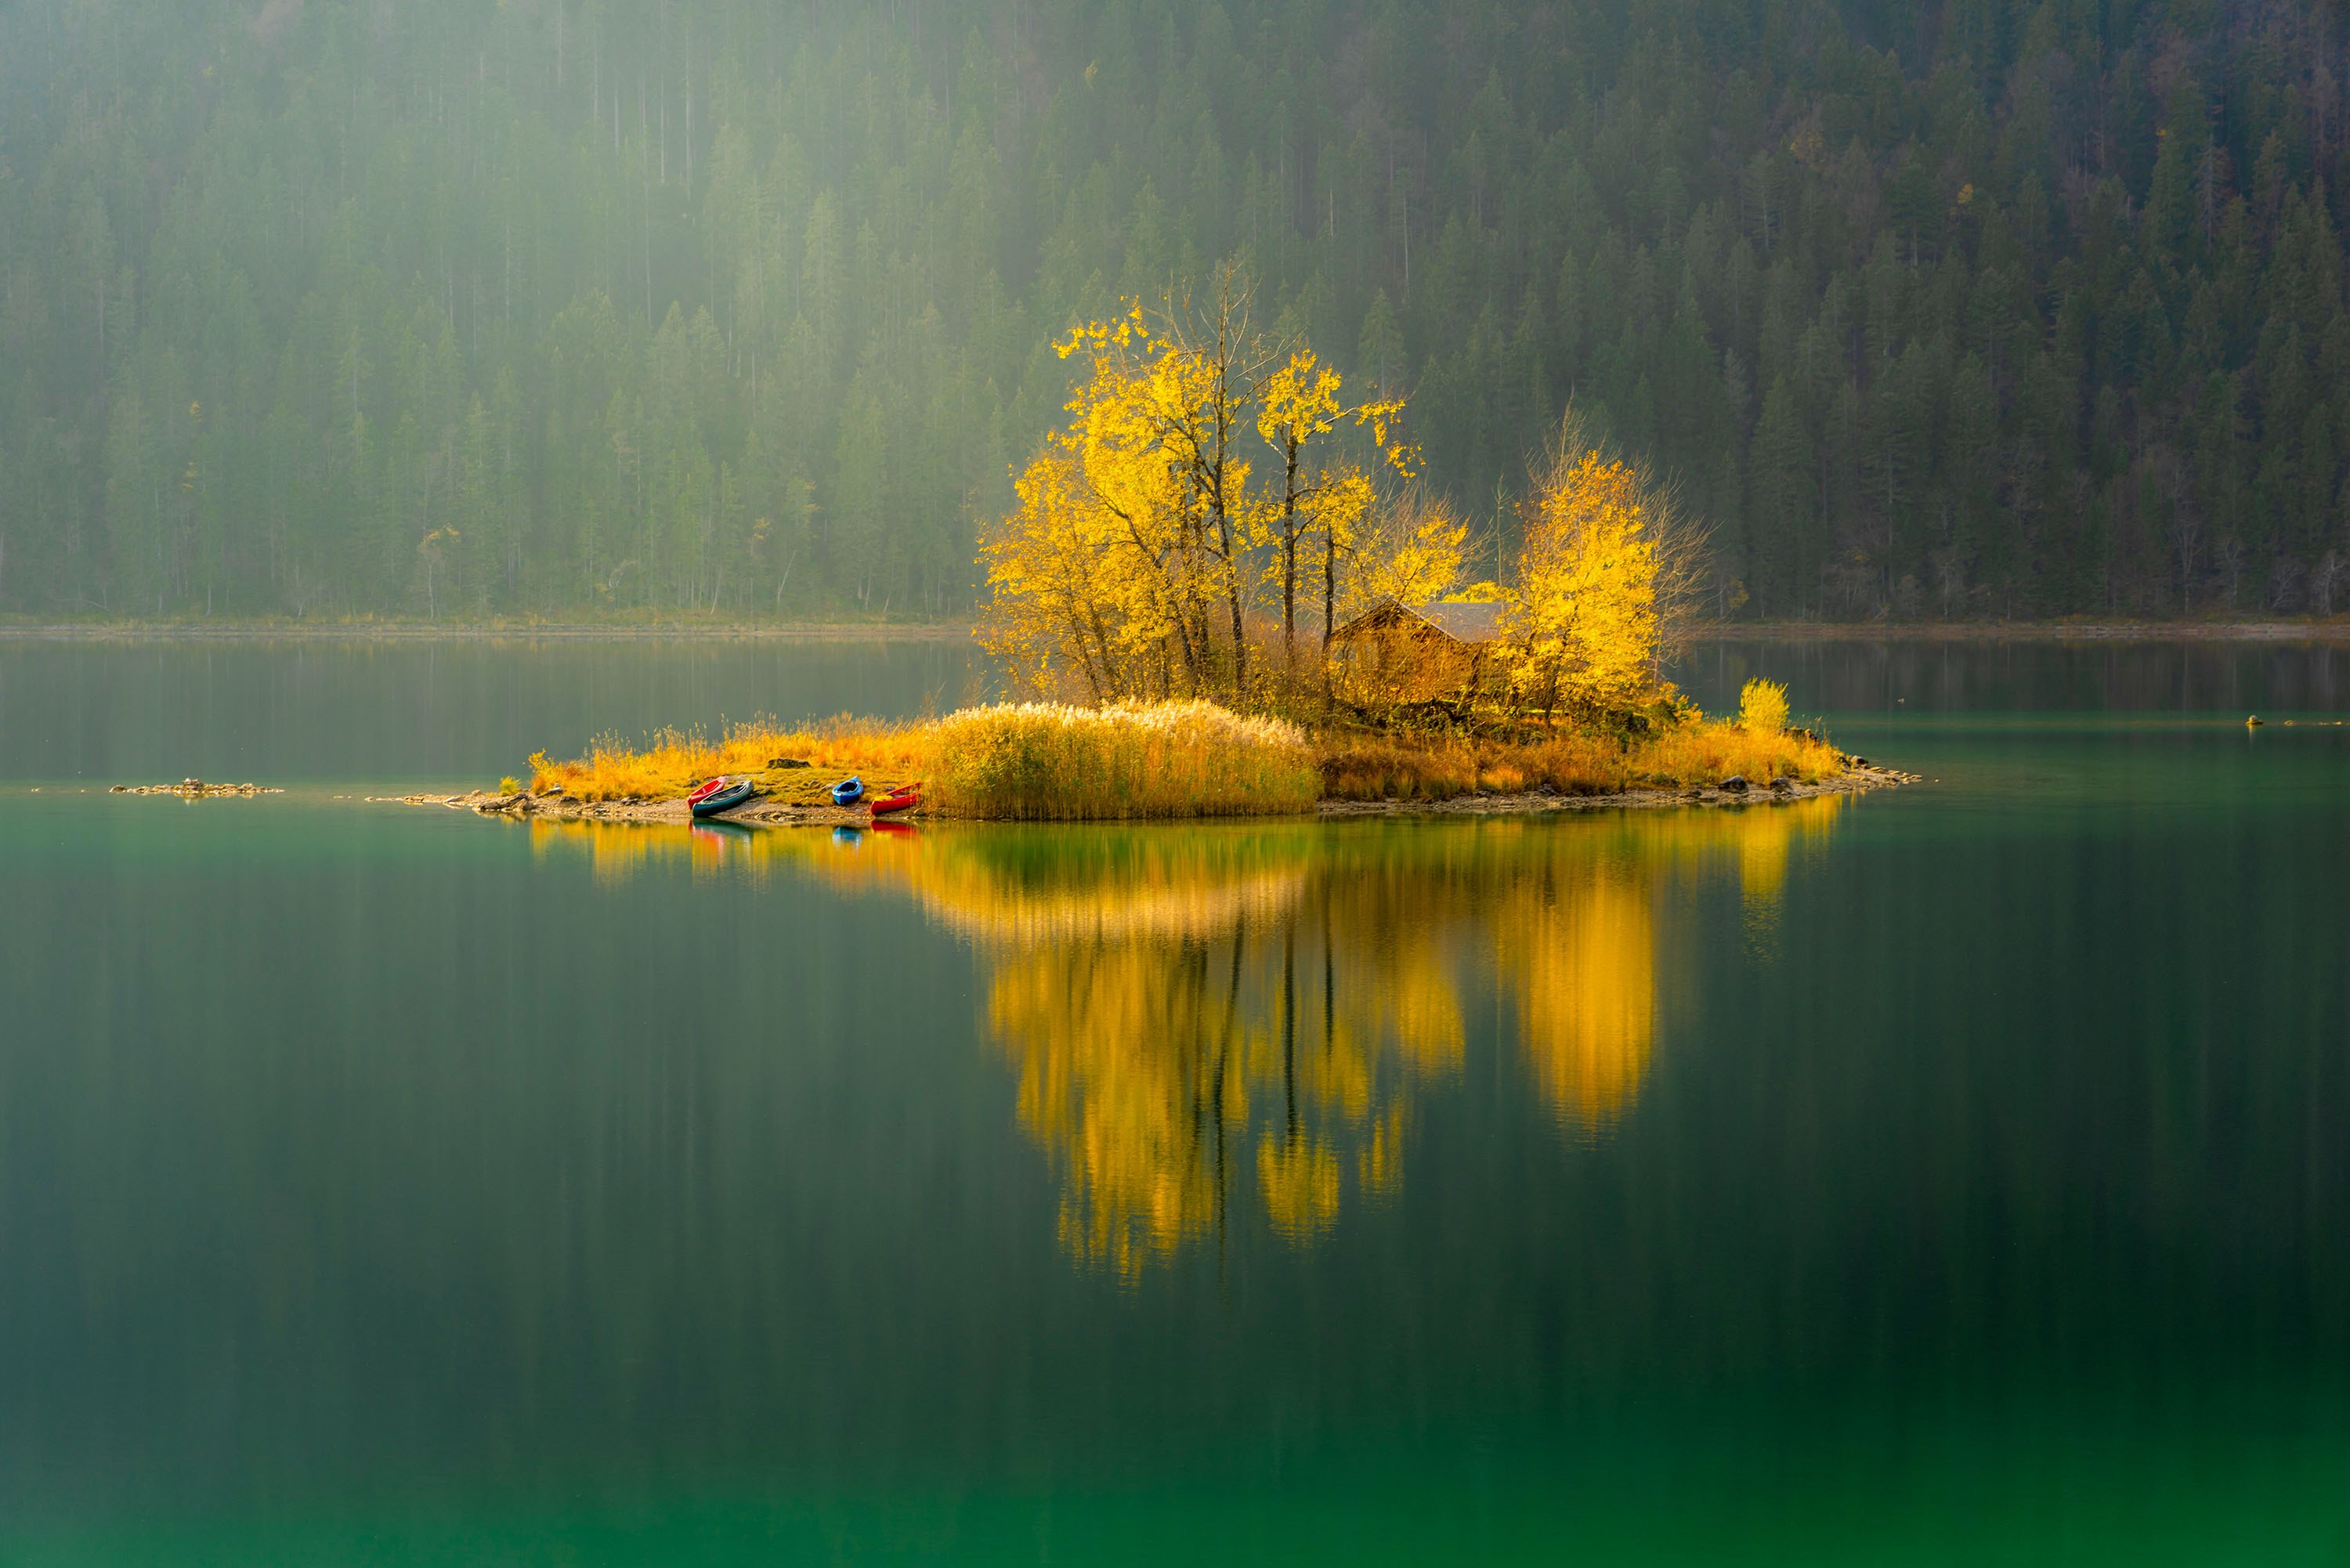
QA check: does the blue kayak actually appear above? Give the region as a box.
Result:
[830,775,864,807]
[691,779,757,818]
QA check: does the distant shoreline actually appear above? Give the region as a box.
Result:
[1697,619,2350,644]
[0,620,974,642]
[6,616,2346,645]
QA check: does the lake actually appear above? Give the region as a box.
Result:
[2,636,2346,1565]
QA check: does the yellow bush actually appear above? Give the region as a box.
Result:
[1738,677,1791,735]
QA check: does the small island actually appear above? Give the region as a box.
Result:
[429,681,1912,828]
[441,362,1926,827]
[442,341,1927,827]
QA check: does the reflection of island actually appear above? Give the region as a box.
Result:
[529,802,1846,1275]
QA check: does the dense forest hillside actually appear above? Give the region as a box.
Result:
[2,0,2346,620]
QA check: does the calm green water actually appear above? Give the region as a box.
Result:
[2,638,2347,1565]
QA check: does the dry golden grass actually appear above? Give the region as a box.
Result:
[526,715,928,803]
[1316,719,1842,801]
[927,699,1321,820]
[524,699,1319,818]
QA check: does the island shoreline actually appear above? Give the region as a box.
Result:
[396,764,1918,828]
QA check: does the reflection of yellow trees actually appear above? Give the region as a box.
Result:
[527,799,1847,1270]
[1495,859,1655,1131]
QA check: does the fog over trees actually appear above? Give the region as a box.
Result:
[2,0,2346,621]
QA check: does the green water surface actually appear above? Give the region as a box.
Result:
[1,638,2345,1564]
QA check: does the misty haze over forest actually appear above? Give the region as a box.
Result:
[2,0,2347,622]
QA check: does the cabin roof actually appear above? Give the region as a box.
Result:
[1412,598,1505,642]
[1330,597,1505,645]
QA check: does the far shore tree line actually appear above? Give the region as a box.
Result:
[978,274,1708,730]
[8,2,2350,625]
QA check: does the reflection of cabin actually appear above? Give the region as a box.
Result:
[1326,598,1505,703]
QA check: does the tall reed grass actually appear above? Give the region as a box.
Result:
[927,699,1321,820]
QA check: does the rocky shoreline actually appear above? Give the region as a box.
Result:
[1314,761,1920,816]
[398,763,1918,827]
[111,779,284,798]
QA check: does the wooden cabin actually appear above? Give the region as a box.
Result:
[1326,598,1506,703]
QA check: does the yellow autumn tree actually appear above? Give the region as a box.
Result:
[979,269,1411,703]
[977,297,1246,698]
[1251,346,1408,675]
[977,445,1133,699]
[1345,481,1478,616]
[1501,409,1707,721]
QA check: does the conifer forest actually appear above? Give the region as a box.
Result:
[4,0,2348,623]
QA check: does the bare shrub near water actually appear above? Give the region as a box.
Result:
[929,699,1321,820]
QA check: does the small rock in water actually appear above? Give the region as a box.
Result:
[1720,775,1751,793]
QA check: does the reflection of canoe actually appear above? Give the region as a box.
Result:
[692,779,757,818]
[830,776,864,807]
[871,819,916,836]
[690,820,754,847]
[871,783,921,817]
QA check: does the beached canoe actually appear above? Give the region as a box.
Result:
[830,776,864,807]
[691,779,757,818]
[870,783,921,817]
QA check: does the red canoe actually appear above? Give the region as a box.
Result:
[870,784,921,817]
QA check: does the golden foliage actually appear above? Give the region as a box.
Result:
[978,281,1410,703]
[1503,450,1661,715]
[1345,482,1474,617]
[1738,677,1792,735]
[1495,407,1711,721]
